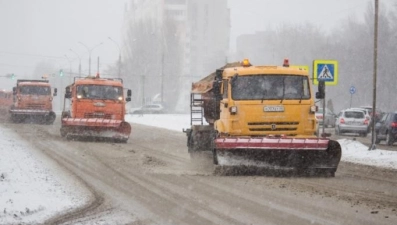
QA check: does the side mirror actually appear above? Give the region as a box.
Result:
[65,87,72,99]
[315,81,325,99]
[53,88,57,96]
[126,89,131,102]
[13,87,16,95]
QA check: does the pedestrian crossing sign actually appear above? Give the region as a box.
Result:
[313,60,338,85]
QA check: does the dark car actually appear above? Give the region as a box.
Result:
[375,112,397,145]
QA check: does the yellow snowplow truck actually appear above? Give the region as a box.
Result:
[184,59,341,176]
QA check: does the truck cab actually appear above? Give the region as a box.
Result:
[10,79,57,124]
[215,59,317,138]
[61,75,132,142]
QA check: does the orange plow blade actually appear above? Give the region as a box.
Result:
[214,137,341,175]
[61,118,131,142]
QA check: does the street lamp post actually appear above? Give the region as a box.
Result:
[78,42,103,76]
[152,32,166,104]
[64,55,73,83]
[69,48,81,77]
[108,37,121,78]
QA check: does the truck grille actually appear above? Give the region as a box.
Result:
[27,103,45,109]
[84,113,112,119]
[248,121,299,132]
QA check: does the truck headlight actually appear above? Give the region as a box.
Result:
[229,106,238,115]
[310,105,317,113]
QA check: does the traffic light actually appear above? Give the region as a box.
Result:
[11,73,15,79]
[59,69,64,77]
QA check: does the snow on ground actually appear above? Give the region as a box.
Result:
[125,114,397,170]
[0,125,92,224]
[1,114,396,224]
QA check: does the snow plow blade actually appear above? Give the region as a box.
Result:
[60,118,131,142]
[214,137,341,176]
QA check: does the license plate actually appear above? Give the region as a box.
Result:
[264,105,284,112]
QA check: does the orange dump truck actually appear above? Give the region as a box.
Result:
[60,74,132,142]
[10,79,57,124]
[184,59,341,176]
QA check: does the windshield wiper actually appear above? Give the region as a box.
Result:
[280,92,285,104]
[261,90,267,103]
[298,91,304,103]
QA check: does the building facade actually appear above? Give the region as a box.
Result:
[122,0,230,112]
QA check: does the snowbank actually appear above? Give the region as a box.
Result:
[0,125,91,224]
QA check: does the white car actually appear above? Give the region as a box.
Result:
[335,108,370,137]
[131,104,166,114]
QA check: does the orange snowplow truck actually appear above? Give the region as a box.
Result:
[10,79,57,124]
[184,59,341,176]
[60,74,132,142]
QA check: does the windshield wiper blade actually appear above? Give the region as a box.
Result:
[299,91,304,103]
[261,90,267,103]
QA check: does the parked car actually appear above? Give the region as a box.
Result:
[315,108,336,128]
[335,108,370,137]
[350,107,372,132]
[359,105,383,123]
[375,112,397,146]
[131,104,166,114]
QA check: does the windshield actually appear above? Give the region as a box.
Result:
[231,75,310,100]
[20,86,51,95]
[344,111,364,119]
[76,85,123,100]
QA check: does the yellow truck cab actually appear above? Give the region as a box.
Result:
[215,59,317,138]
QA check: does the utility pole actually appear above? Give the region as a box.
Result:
[369,0,379,151]
[79,42,103,76]
[70,48,81,77]
[97,57,100,75]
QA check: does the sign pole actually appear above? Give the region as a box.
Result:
[369,0,379,151]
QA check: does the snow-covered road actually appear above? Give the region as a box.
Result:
[1,114,396,224]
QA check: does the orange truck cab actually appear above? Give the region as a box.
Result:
[60,75,132,142]
[10,79,57,124]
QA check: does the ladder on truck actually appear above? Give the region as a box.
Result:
[190,93,204,125]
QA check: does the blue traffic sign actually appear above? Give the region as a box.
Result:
[313,60,338,86]
[349,86,356,94]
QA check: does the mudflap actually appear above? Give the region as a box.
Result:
[61,119,131,143]
[214,137,341,177]
[185,125,215,159]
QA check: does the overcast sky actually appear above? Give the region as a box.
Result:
[0,0,392,89]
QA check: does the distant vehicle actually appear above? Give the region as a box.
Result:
[315,108,336,128]
[350,107,372,132]
[375,112,397,146]
[335,108,369,137]
[359,106,383,122]
[131,104,166,114]
[10,79,57,124]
